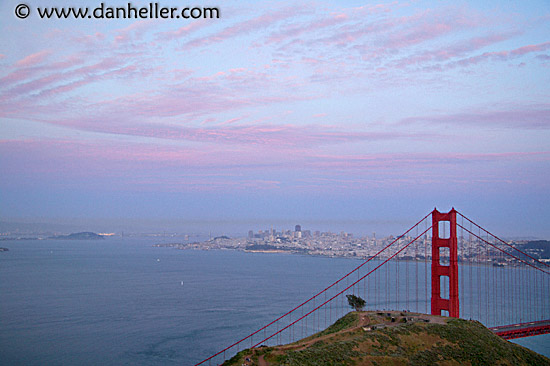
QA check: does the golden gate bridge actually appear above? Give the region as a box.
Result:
[196,208,550,365]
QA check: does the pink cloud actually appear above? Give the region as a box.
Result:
[292,151,550,191]
[0,67,36,87]
[0,138,293,192]
[2,138,548,193]
[0,57,134,102]
[155,20,208,41]
[391,32,516,69]
[384,21,452,49]
[449,41,550,68]
[183,5,313,49]
[7,91,418,147]
[14,50,51,67]
[261,3,488,72]
[114,19,155,44]
[400,105,550,129]
[309,151,550,170]
[325,6,473,50]
[265,12,349,45]
[0,52,92,96]
[510,42,550,56]
[218,116,246,125]
[72,32,106,46]
[0,55,84,93]
[1,59,316,129]
[266,1,411,51]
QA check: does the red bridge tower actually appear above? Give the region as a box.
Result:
[431,208,459,318]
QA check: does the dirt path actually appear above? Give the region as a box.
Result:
[258,354,268,366]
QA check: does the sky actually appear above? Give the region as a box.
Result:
[0,0,549,236]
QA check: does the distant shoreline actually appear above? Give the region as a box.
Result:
[244,249,289,254]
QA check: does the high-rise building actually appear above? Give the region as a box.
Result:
[295,224,301,232]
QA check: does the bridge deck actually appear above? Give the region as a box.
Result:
[490,320,550,340]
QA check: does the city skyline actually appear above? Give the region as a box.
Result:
[1,0,549,237]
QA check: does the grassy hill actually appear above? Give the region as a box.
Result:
[223,311,550,366]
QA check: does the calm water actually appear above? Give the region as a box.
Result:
[0,238,548,365]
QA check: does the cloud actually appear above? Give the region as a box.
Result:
[14,50,51,67]
[510,42,550,56]
[390,32,516,69]
[113,19,156,44]
[400,105,550,129]
[182,5,313,49]
[308,151,550,170]
[3,138,547,194]
[264,11,349,45]
[32,115,413,147]
[0,57,128,101]
[71,32,106,46]
[0,138,291,192]
[155,20,209,41]
[1,59,325,135]
[447,41,550,68]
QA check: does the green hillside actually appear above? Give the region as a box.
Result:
[223,311,549,366]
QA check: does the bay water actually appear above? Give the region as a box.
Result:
[1,238,548,365]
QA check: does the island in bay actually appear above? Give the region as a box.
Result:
[49,232,105,240]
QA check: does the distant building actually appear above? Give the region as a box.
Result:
[248,230,254,239]
[295,225,301,232]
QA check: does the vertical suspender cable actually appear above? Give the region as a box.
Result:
[425,222,428,314]
[406,235,409,311]
[496,235,500,325]
[468,221,472,320]
[386,252,389,309]
[415,222,418,313]
[373,258,380,309]
[459,214,464,319]
[395,241,401,310]
[478,226,481,322]
[485,234,491,326]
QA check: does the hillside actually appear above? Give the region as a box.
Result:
[224,311,550,366]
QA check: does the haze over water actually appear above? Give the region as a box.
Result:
[1,0,550,238]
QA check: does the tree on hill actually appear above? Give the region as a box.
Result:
[346,294,366,311]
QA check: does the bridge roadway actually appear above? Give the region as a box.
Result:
[490,320,550,340]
